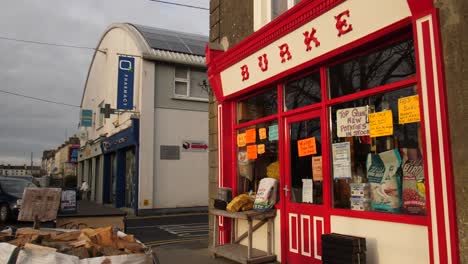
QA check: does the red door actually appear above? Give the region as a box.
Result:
[283,110,330,263]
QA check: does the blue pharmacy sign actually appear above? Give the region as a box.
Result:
[117,56,135,110]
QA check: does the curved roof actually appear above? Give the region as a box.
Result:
[131,24,207,56]
[80,23,208,107]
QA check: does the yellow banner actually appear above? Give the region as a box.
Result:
[259,128,267,140]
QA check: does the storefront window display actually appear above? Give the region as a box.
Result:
[284,71,321,111]
[237,120,279,194]
[237,89,277,124]
[328,38,416,99]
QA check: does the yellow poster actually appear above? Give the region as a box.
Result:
[398,95,421,124]
[297,137,317,157]
[259,128,267,140]
[369,110,393,137]
[237,133,246,147]
[246,129,256,144]
[247,145,258,160]
[257,144,265,154]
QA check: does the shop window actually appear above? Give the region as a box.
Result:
[237,89,277,124]
[254,0,301,31]
[284,71,321,111]
[330,86,426,216]
[289,118,323,204]
[237,121,279,194]
[174,67,209,101]
[328,39,416,99]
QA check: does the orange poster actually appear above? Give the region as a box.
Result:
[259,128,267,140]
[246,129,256,144]
[257,144,265,154]
[298,137,317,157]
[237,133,246,147]
[247,145,258,160]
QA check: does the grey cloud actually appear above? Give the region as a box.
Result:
[0,0,208,164]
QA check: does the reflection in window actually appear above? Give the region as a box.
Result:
[237,121,279,194]
[237,89,277,124]
[284,72,321,111]
[289,118,323,204]
[329,39,416,98]
[330,86,425,215]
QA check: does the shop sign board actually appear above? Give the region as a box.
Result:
[182,140,208,152]
[101,124,138,154]
[218,0,411,97]
[60,188,77,214]
[80,109,93,127]
[336,106,369,137]
[117,56,135,110]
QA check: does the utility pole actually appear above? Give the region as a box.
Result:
[30,152,33,175]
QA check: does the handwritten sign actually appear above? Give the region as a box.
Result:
[246,129,256,144]
[332,142,352,179]
[399,95,420,124]
[369,110,393,137]
[247,145,258,160]
[237,133,246,147]
[257,144,265,154]
[312,156,323,181]
[298,137,317,157]
[259,128,267,140]
[336,106,369,137]
[269,124,278,141]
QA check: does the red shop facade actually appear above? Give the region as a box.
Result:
[206,0,459,263]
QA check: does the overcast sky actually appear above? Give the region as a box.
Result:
[0,0,209,165]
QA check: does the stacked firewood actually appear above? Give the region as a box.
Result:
[3,227,145,259]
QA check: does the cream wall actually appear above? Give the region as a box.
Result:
[331,216,429,264]
[81,26,144,142]
[138,60,155,209]
[153,108,208,208]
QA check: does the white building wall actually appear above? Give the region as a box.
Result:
[81,26,144,142]
[153,108,208,208]
[138,60,155,209]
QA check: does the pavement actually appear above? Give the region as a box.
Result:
[152,239,236,264]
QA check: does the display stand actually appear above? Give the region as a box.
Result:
[210,209,277,264]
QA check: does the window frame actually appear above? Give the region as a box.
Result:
[229,35,428,226]
[254,0,300,31]
[173,67,209,102]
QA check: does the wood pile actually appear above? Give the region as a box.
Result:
[5,227,145,259]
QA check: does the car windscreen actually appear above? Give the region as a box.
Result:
[0,179,36,198]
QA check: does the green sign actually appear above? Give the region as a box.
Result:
[81,109,93,127]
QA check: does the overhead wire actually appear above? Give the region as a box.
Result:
[148,0,209,10]
[0,36,97,51]
[0,89,80,108]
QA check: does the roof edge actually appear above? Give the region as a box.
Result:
[80,23,153,108]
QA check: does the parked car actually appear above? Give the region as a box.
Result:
[3,175,41,187]
[0,176,37,222]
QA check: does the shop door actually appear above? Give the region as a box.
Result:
[284,111,329,263]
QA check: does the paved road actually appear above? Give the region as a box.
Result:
[126,213,209,246]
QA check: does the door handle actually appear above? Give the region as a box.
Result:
[283,185,290,197]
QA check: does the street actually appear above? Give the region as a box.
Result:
[126,213,209,246]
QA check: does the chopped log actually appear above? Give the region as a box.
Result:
[52,231,82,241]
[100,246,124,256]
[69,240,87,248]
[116,239,145,253]
[64,246,90,259]
[24,243,57,252]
